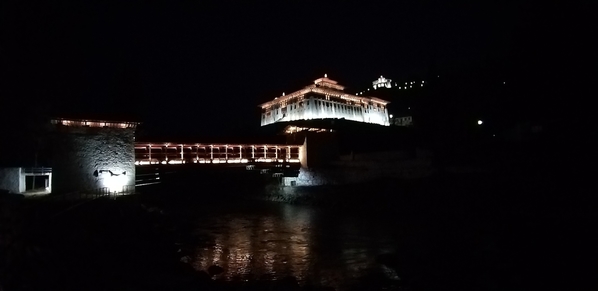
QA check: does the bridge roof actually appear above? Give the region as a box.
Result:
[135,134,303,146]
[50,118,140,129]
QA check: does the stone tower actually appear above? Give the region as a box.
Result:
[49,118,139,194]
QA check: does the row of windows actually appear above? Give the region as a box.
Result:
[264,98,387,118]
[271,95,307,110]
[307,94,359,106]
[310,94,387,109]
[314,100,360,113]
[265,97,385,113]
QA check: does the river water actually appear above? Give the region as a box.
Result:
[183,200,404,289]
[155,172,562,290]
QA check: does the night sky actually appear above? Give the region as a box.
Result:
[0,1,585,139]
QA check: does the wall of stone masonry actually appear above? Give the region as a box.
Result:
[0,168,24,193]
[50,126,136,194]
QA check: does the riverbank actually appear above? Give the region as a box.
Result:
[3,192,400,291]
[2,194,185,290]
[255,164,595,291]
[260,169,494,209]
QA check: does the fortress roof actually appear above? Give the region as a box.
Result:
[259,75,390,108]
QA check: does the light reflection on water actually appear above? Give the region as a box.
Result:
[190,202,401,289]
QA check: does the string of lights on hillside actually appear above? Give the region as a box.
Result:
[354,75,426,96]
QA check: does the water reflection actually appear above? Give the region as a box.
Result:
[191,203,400,289]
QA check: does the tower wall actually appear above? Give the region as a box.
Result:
[0,167,23,193]
[292,131,339,169]
[261,97,390,126]
[50,125,136,194]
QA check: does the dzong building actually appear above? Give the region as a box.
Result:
[259,75,391,127]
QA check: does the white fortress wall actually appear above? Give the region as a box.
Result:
[262,97,388,125]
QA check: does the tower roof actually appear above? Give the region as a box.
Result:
[313,77,345,90]
[50,117,140,129]
[259,75,390,108]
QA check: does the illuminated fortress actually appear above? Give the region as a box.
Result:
[259,75,391,126]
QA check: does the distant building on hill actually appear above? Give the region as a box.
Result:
[353,76,427,128]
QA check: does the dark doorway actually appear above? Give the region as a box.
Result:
[25,175,49,191]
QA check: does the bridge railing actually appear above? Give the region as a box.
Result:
[134,143,302,165]
[21,185,139,221]
[135,158,301,165]
[21,167,52,174]
[122,185,136,195]
[42,185,137,202]
[92,185,136,199]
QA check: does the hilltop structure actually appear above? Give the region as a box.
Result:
[372,75,393,89]
[355,75,427,127]
[259,75,391,126]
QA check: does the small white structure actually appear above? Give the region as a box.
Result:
[259,75,391,127]
[391,116,414,127]
[372,75,392,89]
[0,167,52,194]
